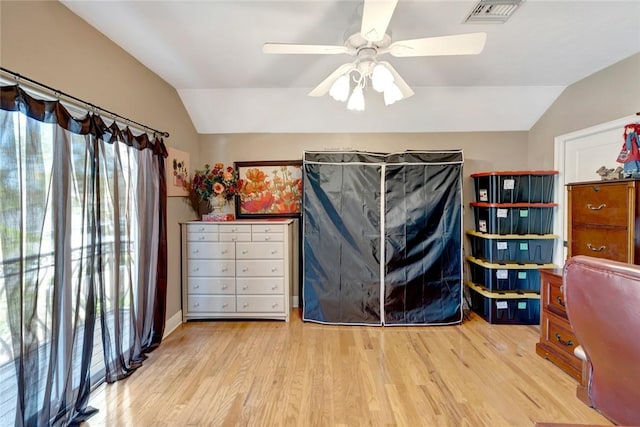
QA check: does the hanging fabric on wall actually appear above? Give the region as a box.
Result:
[302,150,464,326]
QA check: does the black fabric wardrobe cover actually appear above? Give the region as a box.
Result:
[302,150,463,326]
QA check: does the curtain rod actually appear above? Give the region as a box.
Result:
[0,66,169,138]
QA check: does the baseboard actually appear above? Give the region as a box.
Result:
[163,310,183,338]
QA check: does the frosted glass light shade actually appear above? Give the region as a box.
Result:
[329,75,350,102]
[371,63,394,93]
[347,84,365,111]
[383,82,403,106]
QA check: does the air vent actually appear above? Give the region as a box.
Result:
[464,0,523,24]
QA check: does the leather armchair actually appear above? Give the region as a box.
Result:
[563,255,640,426]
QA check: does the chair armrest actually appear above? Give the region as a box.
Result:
[574,345,587,361]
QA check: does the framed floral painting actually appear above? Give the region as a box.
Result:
[235,160,303,218]
[166,147,189,197]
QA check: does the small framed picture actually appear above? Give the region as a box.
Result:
[234,160,303,218]
[166,147,189,197]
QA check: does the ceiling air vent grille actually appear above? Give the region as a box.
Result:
[464,0,523,24]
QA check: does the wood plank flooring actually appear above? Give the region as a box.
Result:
[84,310,612,426]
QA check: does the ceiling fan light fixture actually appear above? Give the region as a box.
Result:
[329,75,351,102]
[383,82,403,106]
[347,83,365,111]
[371,63,394,93]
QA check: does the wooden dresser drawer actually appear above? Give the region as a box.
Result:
[570,225,629,262]
[236,277,284,294]
[546,277,567,317]
[187,242,234,259]
[237,295,285,313]
[188,278,235,295]
[236,242,284,259]
[236,260,284,277]
[188,295,235,312]
[540,311,582,374]
[187,260,235,277]
[570,182,629,226]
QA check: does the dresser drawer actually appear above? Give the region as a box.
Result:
[236,242,284,259]
[252,224,285,234]
[187,232,218,242]
[236,260,284,277]
[236,277,284,294]
[219,233,251,242]
[542,314,580,365]
[546,278,567,317]
[252,232,284,242]
[571,225,629,262]
[187,242,234,259]
[188,295,235,312]
[570,183,630,226]
[220,224,252,234]
[187,223,219,233]
[187,260,235,277]
[188,278,235,294]
[237,295,285,313]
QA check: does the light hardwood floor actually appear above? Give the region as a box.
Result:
[84,310,611,426]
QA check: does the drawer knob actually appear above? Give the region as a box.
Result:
[222,267,228,272]
[232,237,237,242]
[242,250,248,254]
[222,303,228,308]
[265,236,271,241]
[265,227,271,232]
[271,286,278,291]
[222,285,228,290]
[556,296,565,307]
[586,203,606,210]
[271,267,278,272]
[587,243,606,252]
[221,249,227,254]
[271,250,277,255]
[193,267,199,272]
[199,236,205,240]
[194,302,200,307]
[195,284,200,289]
[555,333,573,347]
[272,303,278,308]
[243,303,249,308]
[242,285,248,290]
[193,249,199,253]
[242,267,249,272]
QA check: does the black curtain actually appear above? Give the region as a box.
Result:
[0,85,168,425]
[302,150,463,326]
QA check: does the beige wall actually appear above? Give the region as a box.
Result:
[528,53,640,169]
[1,1,200,324]
[199,132,529,233]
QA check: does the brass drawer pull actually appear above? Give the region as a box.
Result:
[555,333,573,347]
[556,296,565,307]
[587,243,606,252]
[586,203,606,210]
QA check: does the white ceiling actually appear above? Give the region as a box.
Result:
[60,0,640,134]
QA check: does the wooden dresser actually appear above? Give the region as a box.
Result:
[181,220,295,322]
[535,269,582,381]
[567,179,640,263]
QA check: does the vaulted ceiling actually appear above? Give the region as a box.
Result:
[60,0,640,133]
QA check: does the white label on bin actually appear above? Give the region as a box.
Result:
[497,241,508,250]
[517,271,527,280]
[503,179,515,190]
[479,189,488,202]
[496,301,508,310]
[497,208,508,218]
[519,242,529,251]
[478,220,487,233]
[496,269,508,279]
[517,301,527,310]
[519,209,529,217]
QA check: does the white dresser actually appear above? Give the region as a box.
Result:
[181,220,295,322]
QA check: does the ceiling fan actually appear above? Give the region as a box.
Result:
[263,0,487,110]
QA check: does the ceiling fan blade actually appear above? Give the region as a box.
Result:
[389,32,487,57]
[361,0,398,42]
[308,63,356,97]
[263,43,349,55]
[378,61,414,98]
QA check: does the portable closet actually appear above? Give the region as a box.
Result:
[302,150,464,325]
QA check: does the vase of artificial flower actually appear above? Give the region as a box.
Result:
[189,163,242,220]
